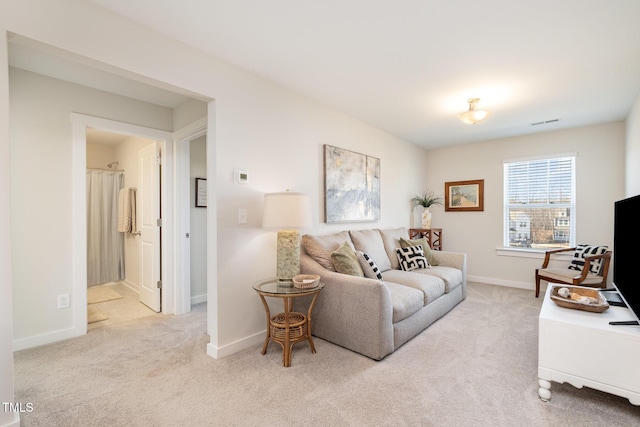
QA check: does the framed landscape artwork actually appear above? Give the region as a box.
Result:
[324,145,380,223]
[445,179,484,212]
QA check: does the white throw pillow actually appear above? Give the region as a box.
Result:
[568,244,608,274]
[357,251,383,280]
[395,245,430,271]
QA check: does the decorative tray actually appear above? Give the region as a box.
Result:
[292,274,321,289]
[550,286,609,313]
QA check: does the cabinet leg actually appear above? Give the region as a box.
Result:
[538,378,551,402]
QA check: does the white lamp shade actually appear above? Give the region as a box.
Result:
[262,192,313,229]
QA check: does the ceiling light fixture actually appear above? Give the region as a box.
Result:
[459,98,490,124]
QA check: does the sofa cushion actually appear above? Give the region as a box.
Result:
[378,227,409,270]
[385,281,424,323]
[349,229,392,272]
[396,246,429,271]
[356,251,383,280]
[413,266,462,293]
[400,237,439,266]
[331,243,364,277]
[302,231,354,271]
[382,269,445,306]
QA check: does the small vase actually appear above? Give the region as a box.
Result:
[421,207,432,229]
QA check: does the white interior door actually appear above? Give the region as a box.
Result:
[139,142,161,312]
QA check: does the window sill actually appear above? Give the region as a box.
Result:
[496,247,573,261]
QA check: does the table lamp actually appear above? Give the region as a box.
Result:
[262,192,313,282]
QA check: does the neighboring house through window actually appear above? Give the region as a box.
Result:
[503,155,576,249]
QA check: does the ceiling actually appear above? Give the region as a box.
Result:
[15,1,640,149]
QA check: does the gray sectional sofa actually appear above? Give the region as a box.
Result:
[293,227,467,360]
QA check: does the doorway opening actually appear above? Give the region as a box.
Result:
[174,118,208,315]
[86,128,161,328]
[72,114,173,336]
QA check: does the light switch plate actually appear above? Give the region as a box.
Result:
[238,208,248,224]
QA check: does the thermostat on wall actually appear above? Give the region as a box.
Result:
[234,169,249,184]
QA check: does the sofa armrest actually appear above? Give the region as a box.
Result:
[432,250,468,299]
[432,250,465,270]
[294,253,395,360]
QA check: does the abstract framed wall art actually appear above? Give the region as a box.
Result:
[444,179,484,212]
[324,145,380,223]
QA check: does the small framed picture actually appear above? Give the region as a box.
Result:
[445,179,484,212]
[195,177,207,208]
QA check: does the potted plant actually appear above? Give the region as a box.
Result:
[412,190,443,229]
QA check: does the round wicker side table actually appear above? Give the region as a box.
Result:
[253,279,324,367]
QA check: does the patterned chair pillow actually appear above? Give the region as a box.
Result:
[395,245,430,271]
[568,244,608,274]
[356,251,383,280]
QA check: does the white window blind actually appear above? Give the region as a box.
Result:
[503,156,575,249]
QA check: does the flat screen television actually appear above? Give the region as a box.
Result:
[613,194,640,324]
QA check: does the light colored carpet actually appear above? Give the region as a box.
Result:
[87,285,124,305]
[86,306,108,324]
[14,283,640,426]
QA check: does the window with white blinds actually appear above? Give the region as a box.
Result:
[503,156,575,249]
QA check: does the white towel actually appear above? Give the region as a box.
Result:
[118,188,129,232]
[118,188,137,233]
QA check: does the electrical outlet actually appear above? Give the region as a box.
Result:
[57,294,70,309]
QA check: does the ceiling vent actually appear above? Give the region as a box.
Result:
[531,119,560,126]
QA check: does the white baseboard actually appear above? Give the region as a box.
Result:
[207,331,264,360]
[191,293,207,305]
[0,413,21,427]
[122,279,139,293]
[13,326,84,351]
[467,275,534,291]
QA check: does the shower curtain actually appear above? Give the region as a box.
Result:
[87,170,125,286]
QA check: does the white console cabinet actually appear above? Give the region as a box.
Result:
[538,285,640,405]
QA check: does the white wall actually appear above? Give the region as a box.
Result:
[425,122,626,288]
[190,135,207,303]
[626,93,640,197]
[9,68,173,344]
[86,142,115,168]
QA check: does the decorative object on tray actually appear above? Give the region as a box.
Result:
[550,286,609,313]
[292,274,320,289]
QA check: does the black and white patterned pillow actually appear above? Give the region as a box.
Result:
[357,251,383,280]
[568,244,608,274]
[396,245,429,271]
